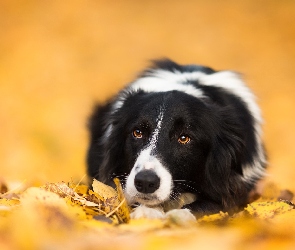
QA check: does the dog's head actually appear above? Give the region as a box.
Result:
[123,92,214,206]
[99,90,244,207]
[89,60,265,209]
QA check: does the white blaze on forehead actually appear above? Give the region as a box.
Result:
[149,108,164,150]
[125,108,173,205]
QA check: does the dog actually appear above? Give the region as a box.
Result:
[87,59,266,219]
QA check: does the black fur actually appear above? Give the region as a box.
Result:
[87,59,266,217]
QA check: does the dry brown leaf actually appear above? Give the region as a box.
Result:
[0,179,8,194]
[43,182,75,198]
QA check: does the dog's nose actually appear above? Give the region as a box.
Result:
[134,170,160,193]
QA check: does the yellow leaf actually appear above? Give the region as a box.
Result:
[21,187,68,208]
[245,201,294,219]
[73,184,89,196]
[113,178,130,223]
[24,187,88,221]
[113,178,125,201]
[92,179,117,200]
[198,211,229,224]
[0,198,20,216]
[88,189,104,202]
[0,198,20,206]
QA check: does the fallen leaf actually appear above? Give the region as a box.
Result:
[43,182,75,198]
[244,201,294,219]
[92,179,117,200]
[198,211,229,224]
[113,178,130,223]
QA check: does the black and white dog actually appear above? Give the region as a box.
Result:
[87,59,266,219]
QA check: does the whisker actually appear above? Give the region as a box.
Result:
[111,173,129,178]
[111,173,129,183]
[165,189,188,209]
[121,182,127,191]
[173,180,200,193]
[174,180,199,184]
[169,190,180,200]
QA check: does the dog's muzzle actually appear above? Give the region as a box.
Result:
[125,149,173,206]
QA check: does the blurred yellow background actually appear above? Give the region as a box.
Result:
[1,1,294,189]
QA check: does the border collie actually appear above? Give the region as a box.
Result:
[87,59,266,219]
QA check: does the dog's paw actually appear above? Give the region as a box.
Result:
[130,205,165,219]
[165,208,196,225]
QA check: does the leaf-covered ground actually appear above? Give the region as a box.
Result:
[1,179,295,250]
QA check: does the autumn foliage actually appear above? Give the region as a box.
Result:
[0,178,295,250]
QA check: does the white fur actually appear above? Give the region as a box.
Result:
[125,148,173,206]
[149,108,164,150]
[242,157,267,183]
[112,70,205,111]
[130,206,196,223]
[125,109,173,206]
[131,71,205,99]
[130,205,165,219]
[165,209,196,224]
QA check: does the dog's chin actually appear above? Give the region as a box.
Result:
[132,194,165,207]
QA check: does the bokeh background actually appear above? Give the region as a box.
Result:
[1,1,294,189]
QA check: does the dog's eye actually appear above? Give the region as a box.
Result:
[178,135,191,144]
[133,129,143,139]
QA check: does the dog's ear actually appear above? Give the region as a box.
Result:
[204,106,245,207]
[87,102,113,181]
[98,120,126,187]
[87,101,127,187]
